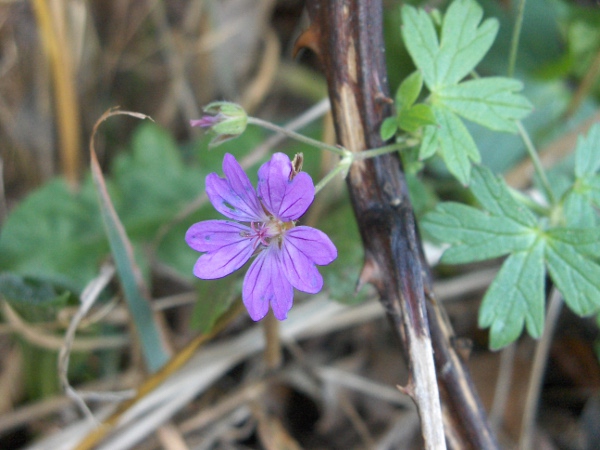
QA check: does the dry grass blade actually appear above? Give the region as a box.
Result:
[58,263,115,425]
[32,0,80,185]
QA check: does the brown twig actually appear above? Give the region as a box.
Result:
[302,1,498,448]
[302,1,445,448]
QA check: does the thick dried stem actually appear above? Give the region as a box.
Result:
[303,1,444,447]
[302,1,499,448]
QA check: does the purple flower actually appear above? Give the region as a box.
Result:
[186,153,337,321]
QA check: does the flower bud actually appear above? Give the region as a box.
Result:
[190,102,247,148]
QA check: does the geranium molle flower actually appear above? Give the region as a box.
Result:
[185,153,337,321]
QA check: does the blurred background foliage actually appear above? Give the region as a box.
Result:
[0,0,599,448]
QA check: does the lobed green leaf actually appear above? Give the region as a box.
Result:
[398,104,436,134]
[478,241,545,350]
[575,123,600,178]
[401,5,440,89]
[437,78,532,133]
[402,0,498,89]
[380,117,398,141]
[396,71,423,110]
[422,202,537,264]
[545,240,600,316]
[545,227,600,257]
[469,165,538,227]
[421,106,480,185]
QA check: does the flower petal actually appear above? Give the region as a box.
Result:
[193,243,254,280]
[187,220,254,279]
[279,226,337,294]
[205,153,265,222]
[185,220,251,252]
[243,248,293,321]
[285,226,338,265]
[257,153,314,221]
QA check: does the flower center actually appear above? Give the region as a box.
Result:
[248,217,294,249]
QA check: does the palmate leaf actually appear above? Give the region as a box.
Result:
[561,123,600,226]
[574,122,600,178]
[478,241,545,350]
[437,78,532,133]
[420,107,480,185]
[423,166,546,348]
[401,0,498,89]
[401,0,532,184]
[545,239,600,316]
[422,165,538,263]
[424,161,600,348]
[423,203,536,264]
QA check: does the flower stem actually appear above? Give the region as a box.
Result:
[517,121,556,204]
[262,310,282,370]
[314,162,348,194]
[247,116,346,156]
[354,142,404,160]
[507,0,527,78]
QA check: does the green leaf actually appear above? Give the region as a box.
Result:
[402,0,499,89]
[396,71,423,110]
[437,78,532,132]
[562,190,597,227]
[91,148,170,372]
[398,104,436,134]
[469,165,537,227]
[423,203,537,264]
[0,273,71,322]
[545,239,600,316]
[574,123,600,178]
[0,179,107,292]
[400,6,440,89]
[190,275,241,332]
[380,117,398,141]
[438,0,499,86]
[478,240,545,350]
[422,164,539,264]
[419,125,439,160]
[318,199,373,304]
[545,227,600,257]
[421,107,480,185]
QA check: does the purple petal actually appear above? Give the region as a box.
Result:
[279,226,337,294]
[285,226,337,265]
[243,248,293,321]
[193,245,253,280]
[257,153,315,221]
[187,220,254,280]
[205,154,266,222]
[190,115,220,128]
[185,220,251,252]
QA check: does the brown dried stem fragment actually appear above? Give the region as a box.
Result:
[303,1,498,449]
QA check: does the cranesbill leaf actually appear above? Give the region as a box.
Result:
[380,117,398,141]
[400,6,440,90]
[437,78,533,133]
[545,227,600,257]
[562,190,597,227]
[396,71,423,110]
[438,0,498,86]
[398,104,436,134]
[420,106,480,185]
[545,240,600,316]
[470,165,538,226]
[423,202,537,264]
[478,240,545,350]
[402,0,499,89]
[575,123,600,178]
